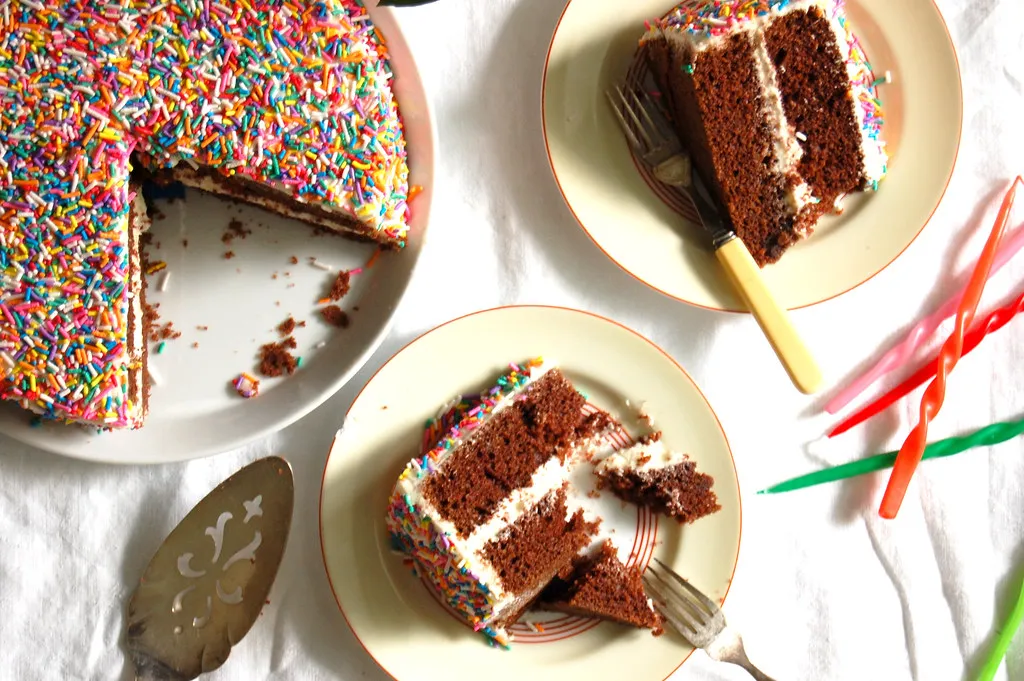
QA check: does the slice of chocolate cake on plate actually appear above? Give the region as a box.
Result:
[386,359,612,648]
[642,0,887,265]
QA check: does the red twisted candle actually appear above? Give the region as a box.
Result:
[829,287,1024,439]
[880,177,1022,518]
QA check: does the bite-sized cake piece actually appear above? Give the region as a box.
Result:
[0,0,411,429]
[595,433,720,524]
[643,0,887,265]
[540,540,663,633]
[386,360,613,648]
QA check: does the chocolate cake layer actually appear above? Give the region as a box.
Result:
[601,461,720,524]
[766,7,867,204]
[482,487,595,614]
[422,369,589,538]
[648,34,802,265]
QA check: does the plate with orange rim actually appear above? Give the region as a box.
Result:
[542,0,961,312]
[0,3,436,464]
[319,305,741,681]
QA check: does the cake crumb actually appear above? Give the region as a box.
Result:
[192,342,199,349]
[277,316,301,337]
[224,251,235,260]
[322,270,350,302]
[321,305,349,328]
[289,256,299,264]
[182,239,188,248]
[259,337,298,377]
[196,325,209,331]
[222,218,251,244]
[587,489,601,499]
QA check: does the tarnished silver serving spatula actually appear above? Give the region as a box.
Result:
[125,456,294,681]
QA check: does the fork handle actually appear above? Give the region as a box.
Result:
[715,236,823,394]
[707,628,777,681]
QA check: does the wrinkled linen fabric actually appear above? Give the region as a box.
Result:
[0,0,1022,679]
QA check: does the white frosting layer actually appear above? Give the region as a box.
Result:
[395,361,568,617]
[595,437,687,475]
[655,1,820,217]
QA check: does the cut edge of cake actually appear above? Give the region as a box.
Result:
[641,0,887,266]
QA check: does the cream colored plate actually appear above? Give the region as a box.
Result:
[320,306,741,681]
[543,0,961,311]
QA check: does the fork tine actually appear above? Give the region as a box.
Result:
[647,564,711,622]
[615,85,654,151]
[633,88,665,147]
[605,89,642,152]
[643,573,700,635]
[652,558,721,613]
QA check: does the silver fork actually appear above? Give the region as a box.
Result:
[644,559,777,681]
[606,85,693,190]
[606,80,824,397]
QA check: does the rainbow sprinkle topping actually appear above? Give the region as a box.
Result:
[385,359,546,649]
[0,0,410,427]
[657,0,796,36]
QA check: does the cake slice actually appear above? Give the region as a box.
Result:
[595,433,720,524]
[386,360,613,647]
[643,0,887,265]
[540,540,663,632]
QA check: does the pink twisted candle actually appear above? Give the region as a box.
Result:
[826,217,1024,415]
[829,287,1024,438]
[880,177,1022,518]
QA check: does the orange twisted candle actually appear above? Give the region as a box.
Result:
[880,177,1023,518]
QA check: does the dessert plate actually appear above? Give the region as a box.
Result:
[543,0,961,311]
[320,306,742,681]
[0,3,436,464]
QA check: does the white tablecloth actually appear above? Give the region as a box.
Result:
[2,0,1022,679]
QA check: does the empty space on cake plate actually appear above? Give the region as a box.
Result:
[542,0,961,311]
[320,306,741,681]
[0,5,435,464]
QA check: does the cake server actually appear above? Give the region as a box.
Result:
[608,84,823,394]
[125,456,294,681]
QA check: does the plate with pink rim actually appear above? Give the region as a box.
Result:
[542,0,961,312]
[319,305,742,681]
[0,3,436,464]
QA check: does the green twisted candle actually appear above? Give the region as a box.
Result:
[758,416,1024,495]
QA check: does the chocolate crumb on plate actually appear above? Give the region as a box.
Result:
[277,316,299,337]
[224,251,235,259]
[323,270,350,302]
[259,337,298,377]
[321,305,349,328]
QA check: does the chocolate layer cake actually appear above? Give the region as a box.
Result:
[541,540,663,632]
[643,0,887,265]
[386,360,613,648]
[0,0,411,429]
[595,433,720,524]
